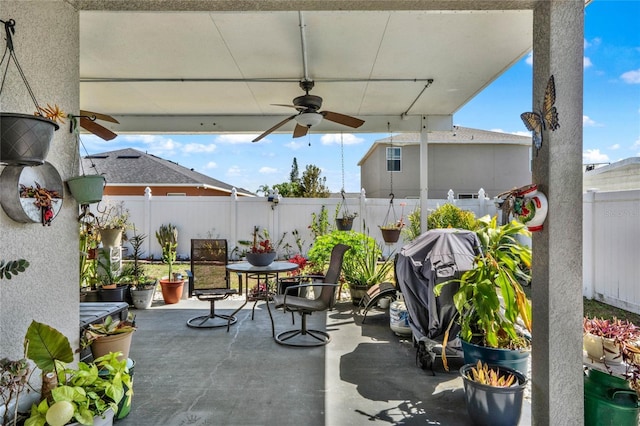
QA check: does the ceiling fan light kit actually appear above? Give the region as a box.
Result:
[295,112,323,127]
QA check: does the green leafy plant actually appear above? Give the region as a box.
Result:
[126,230,156,289]
[0,259,29,280]
[156,223,178,280]
[466,360,516,387]
[341,239,393,288]
[25,352,131,426]
[402,207,422,242]
[427,203,478,231]
[434,216,532,351]
[97,202,129,230]
[309,205,331,239]
[307,230,380,279]
[1,357,30,426]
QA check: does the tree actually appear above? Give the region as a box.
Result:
[289,158,300,185]
[300,165,330,198]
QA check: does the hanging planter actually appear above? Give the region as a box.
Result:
[380,227,402,244]
[0,20,61,166]
[336,191,357,231]
[67,174,106,205]
[0,113,58,166]
[336,216,355,231]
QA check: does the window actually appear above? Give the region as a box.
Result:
[386,147,401,172]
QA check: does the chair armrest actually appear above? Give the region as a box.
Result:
[282,283,339,305]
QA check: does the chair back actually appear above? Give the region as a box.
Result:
[190,239,229,296]
[318,244,350,308]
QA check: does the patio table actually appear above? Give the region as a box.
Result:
[226,261,299,337]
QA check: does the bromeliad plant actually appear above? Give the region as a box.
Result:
[465,360,516,387]
[435,215,532,351]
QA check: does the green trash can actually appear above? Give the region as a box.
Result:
[584,368,640,426]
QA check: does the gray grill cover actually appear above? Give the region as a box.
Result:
[395,228,480,342]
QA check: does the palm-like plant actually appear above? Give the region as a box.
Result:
[435,215,532,349]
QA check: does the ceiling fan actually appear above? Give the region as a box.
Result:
[252,80,364,143]
[69,110,120,141]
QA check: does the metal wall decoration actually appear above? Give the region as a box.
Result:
[520,75,560,154]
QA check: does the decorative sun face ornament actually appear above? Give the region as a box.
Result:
[520,75,560,154]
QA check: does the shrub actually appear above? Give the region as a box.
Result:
[427,203,478,230]
[307,230,378,273]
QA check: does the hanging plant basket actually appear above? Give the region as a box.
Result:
[336,216,354,231]
[0,113,58,166]
[380,227,401,244]
[67,174,106,205]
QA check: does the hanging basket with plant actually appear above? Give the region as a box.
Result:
[0,19,61,166]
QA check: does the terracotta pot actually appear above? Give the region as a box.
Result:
[159,279,184,304]
[90,331,134,362]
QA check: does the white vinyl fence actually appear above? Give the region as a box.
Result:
[97,187,640,312]
[98,188,497,261]
[583,189,640,313]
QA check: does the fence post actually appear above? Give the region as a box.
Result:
[583,190,596,299]
[447,189,455,204]
[144,187,152,258]
[359,188,366,233]
[477,188,487,217]
[230,188,238,258]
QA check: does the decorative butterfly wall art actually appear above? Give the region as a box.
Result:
[520,75,560,154]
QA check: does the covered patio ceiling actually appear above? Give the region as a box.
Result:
[77,4,533,136]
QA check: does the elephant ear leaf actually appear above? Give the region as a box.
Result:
[25,321,73,372]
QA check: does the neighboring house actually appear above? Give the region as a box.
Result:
[584,157,640,192]
[358,126,532,199]
[82,148,254,197]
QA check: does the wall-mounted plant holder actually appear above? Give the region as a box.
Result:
[0,162,63,225]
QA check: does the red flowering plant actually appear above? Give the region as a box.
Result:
[250,226,274,253]
[287,254,307,276]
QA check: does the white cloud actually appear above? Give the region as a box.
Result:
[284,141,305,150]
[226,165,243,177]
[583,115,599,127]
[633,139,640,148]
[215,134,258,144]
[525,52,533,66]
[204,161,217,169]
[609,144,620,150]
[183,143,217,153]
[584,57,593,69]
[583,149,609,163]
[258,166,278,174]
[490,128,505,133]
[512,131,532,137]
[621,69,640,84]
[320,133,365,146]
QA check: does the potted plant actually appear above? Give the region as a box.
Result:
[245,226,276,267]
[583,317,640,365]
[126,231,157,309]
[155,223,184,304]
[460,360,527,426]
[341,238,394,305]
[97,203,130,249]
[434,215,532,373]
[379,201,406,243]
[335,194,357,231]
[10,320,131,426]
[96,251,127,302]
[81,314,136,363]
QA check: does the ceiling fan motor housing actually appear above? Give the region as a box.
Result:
[293,94,323,111]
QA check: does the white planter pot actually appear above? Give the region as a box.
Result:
[131,287,155,309]
[583,333,623,364]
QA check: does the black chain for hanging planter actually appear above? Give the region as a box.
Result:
[336,133,356,231]
[0,18,59,166]
[379,123,403,243]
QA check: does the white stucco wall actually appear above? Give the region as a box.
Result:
[0,2,80,361]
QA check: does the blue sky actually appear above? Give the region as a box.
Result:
[82,0,640,194]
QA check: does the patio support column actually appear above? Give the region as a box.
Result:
[419,115,429,231]
[530,1,584,425]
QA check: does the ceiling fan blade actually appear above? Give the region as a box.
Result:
[271,104,308,111]
[79,116,118,141]
[80,109,119,124]
[252,115,297,142]
[321,111,365,128]
[292,124,309,138]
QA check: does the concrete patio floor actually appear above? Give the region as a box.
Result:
[118,296,531,426]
